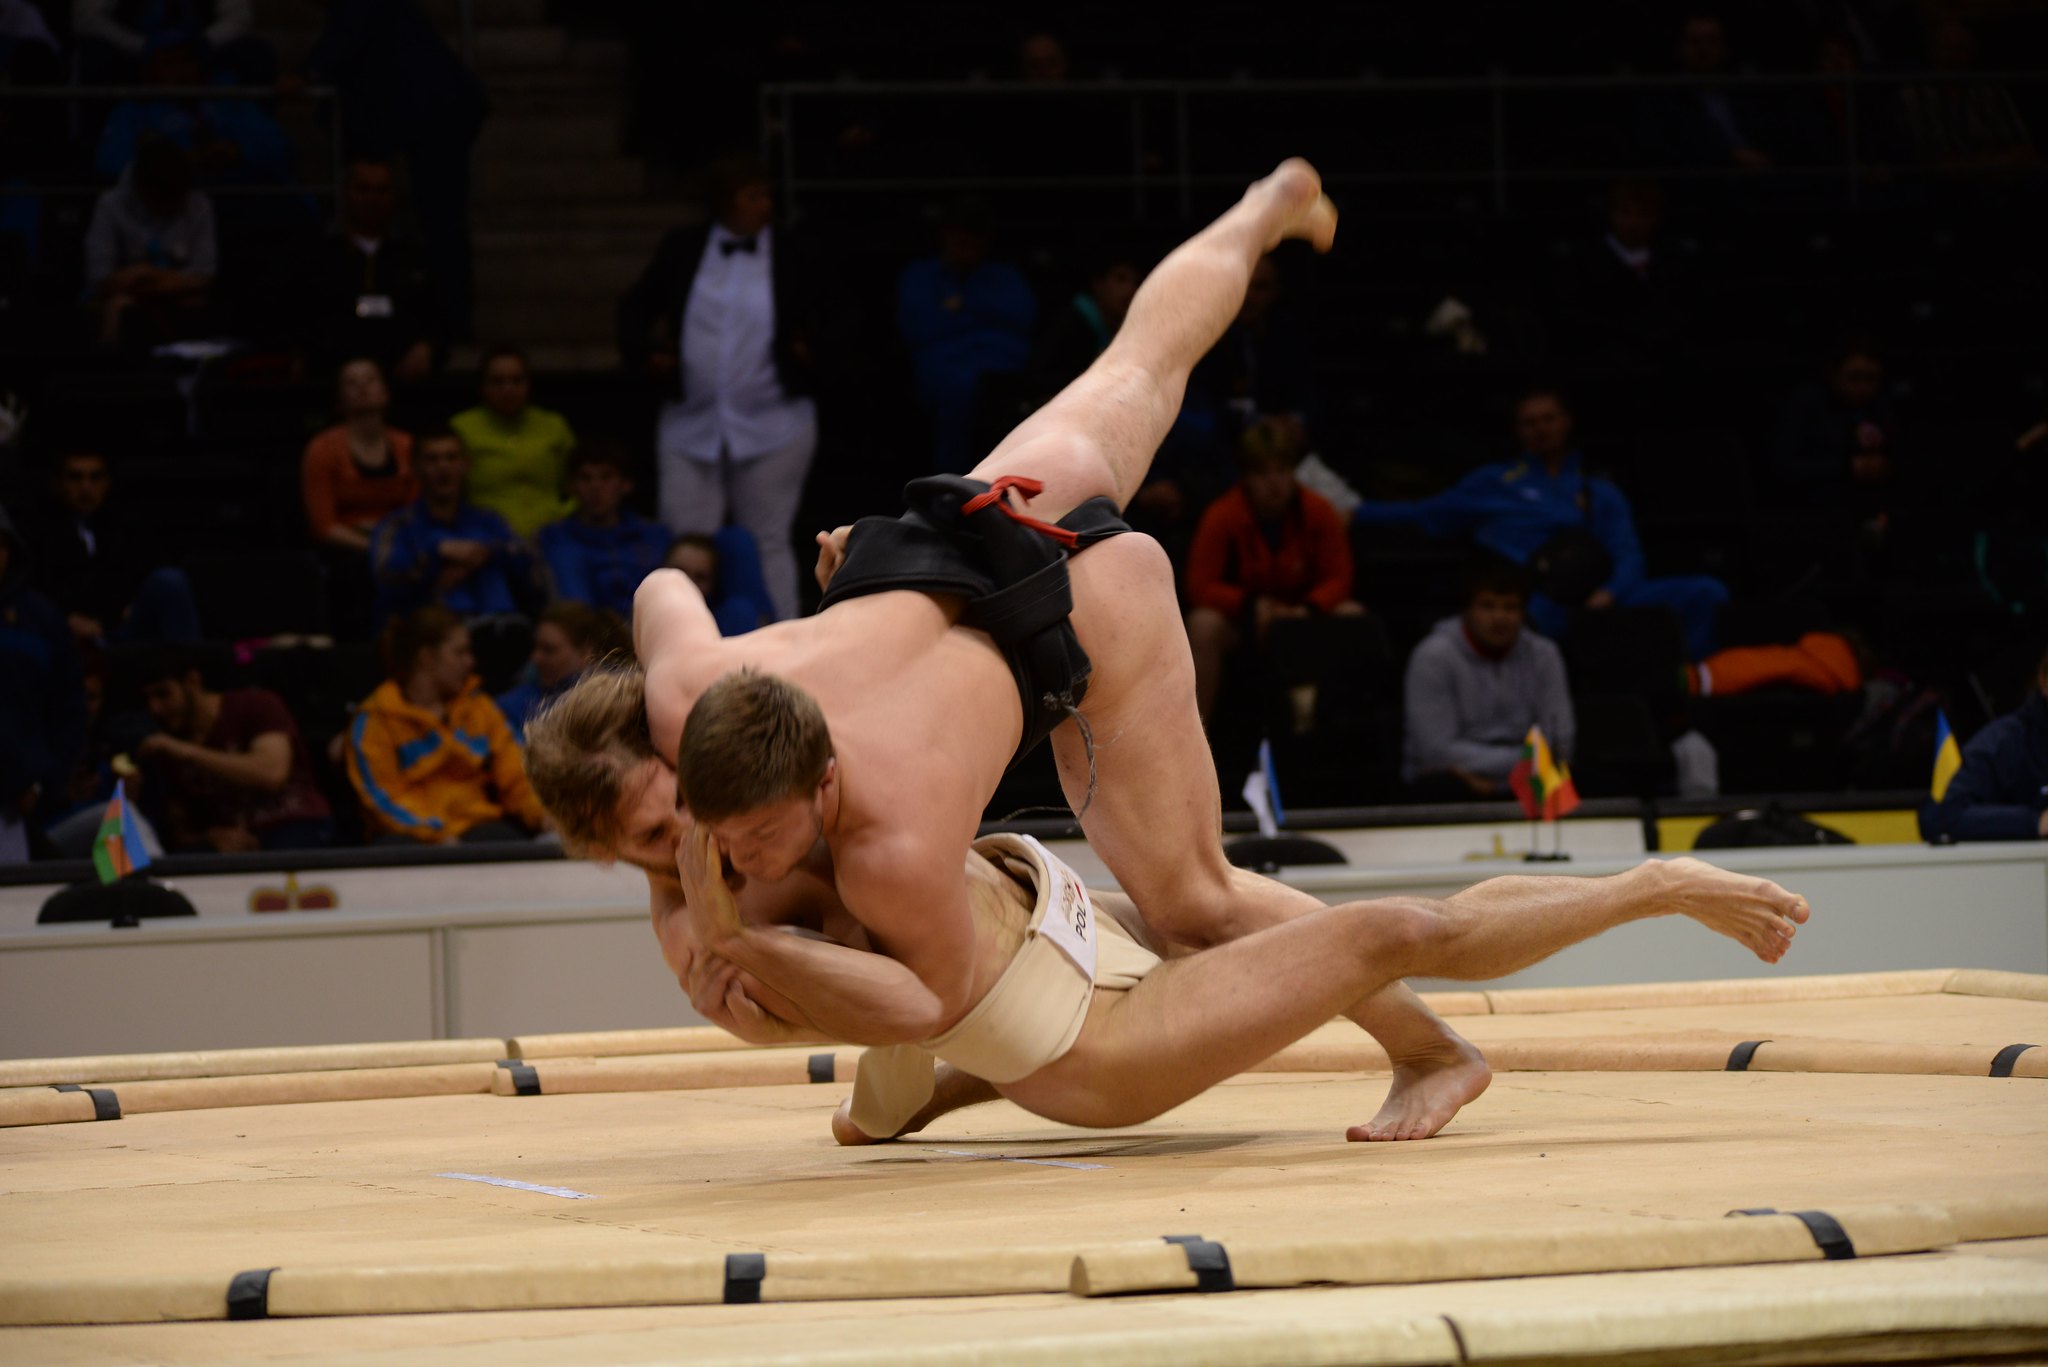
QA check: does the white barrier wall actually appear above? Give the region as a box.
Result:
[2,838,2043,1058]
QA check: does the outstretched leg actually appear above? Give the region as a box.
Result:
[966,158,1336,521]
[1005,858,1809,1130]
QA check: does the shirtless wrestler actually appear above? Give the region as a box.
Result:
[658,809,1809,1144]
[529,159,1648,1143]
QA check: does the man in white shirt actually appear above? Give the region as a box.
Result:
[619,158,820,621]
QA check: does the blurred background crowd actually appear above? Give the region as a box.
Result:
[1,0,2044,861]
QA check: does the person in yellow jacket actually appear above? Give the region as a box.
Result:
[348,605,549,843]
[451,346,577,539]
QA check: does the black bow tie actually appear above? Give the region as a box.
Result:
[720,236,758,256]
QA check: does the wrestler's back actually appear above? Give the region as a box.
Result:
[646,587,1026,840]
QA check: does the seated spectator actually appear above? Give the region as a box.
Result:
[94,37,295,194]
[348,605,546,844]
[369,426,534,624]
[897,197,1036,473]
[1687,632,1863,698]
[40,648,171,861]
[133,647,333,852]
[495,601,630,744]
[1771,337,1897,513]
[619,156,823,622]
[663,529,774,638]
[1920,647,2048,843]
[1646,13,1777,172]
[1185,418,1362,724]
[538,439,670,621]
[1898,19,2037,171]
[1031,242,1141,392]
[0,503,87,862]
[302,356,416,637]
[1402,559,1574,802]
[73,0,271,85]
[83,138,217,348]
[451,346,576,540]
[1356,389,1730,660]
[1561,180,1690,362]
[22,448,201,647]
[297,159,437,382]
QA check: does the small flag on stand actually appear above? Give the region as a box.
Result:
[1929,710,1962,803]
[91,780,152,886]
[1507,724,1581,856]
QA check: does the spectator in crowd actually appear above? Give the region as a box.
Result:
[93,36,296,195]
[0,503,86,862]
[40,648,171,861]
[662,528,774,637]
[369,426,534,625]
[1185,418,1362,724]
[83,137,217,347]
[1648,12,1776,172]
[23,448,201,646]
[495,601,629,744]
[73,0,271,84]
[1562,179,1689,362]
[1898,18,2037,171]
[1031,242,1142,392]
[897,196,1036,474]
[1402,558,1574,801]
[619,155,822,621]
[297,159,437,382]
[133,647,334,852]
[302,356,416,634]
[1356,388,1731,660]
[347,604,546,844]
[537,438,669,621]
[1770,337,1898,585]
[451,346,576,540]
[297,0,486,339]
[1920,646,2048,843]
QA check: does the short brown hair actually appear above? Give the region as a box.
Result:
[379,604,463,682]
[524,662,657,853]
[676,669,833,823]
[539,601,631,660]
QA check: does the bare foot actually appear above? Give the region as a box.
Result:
[1347,1036,1492,1142]
[1256,157,1339,254]
[830,1063,1002,1147]
[1659,856,1811,964]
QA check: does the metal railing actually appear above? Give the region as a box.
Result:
[759,70,2045,217]
[0,83,344,205]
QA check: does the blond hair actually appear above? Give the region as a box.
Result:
[677,668,833,823]
[524,661,656,853]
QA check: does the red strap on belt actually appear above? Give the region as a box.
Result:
[960,475,1080,549]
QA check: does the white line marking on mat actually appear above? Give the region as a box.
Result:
[924,1148,1107,1171]
[438,1172,596,1199]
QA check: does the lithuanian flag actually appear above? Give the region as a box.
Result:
[1508,725,1581,822]
[1930,710,1962,803]
[91,780,152,886]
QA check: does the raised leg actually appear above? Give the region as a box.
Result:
[1004,858,1809,1129]
[965,159,1336,521]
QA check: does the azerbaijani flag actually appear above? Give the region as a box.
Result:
[1930,710,1962,803]
[1507,725,1582,822]
[91,780,152,886]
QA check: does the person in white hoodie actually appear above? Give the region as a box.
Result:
[1403,557,1574,801]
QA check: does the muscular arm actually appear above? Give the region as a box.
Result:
[634,569,720,669]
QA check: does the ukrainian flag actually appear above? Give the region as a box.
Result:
[91,780,152,886]
[1930,710,1962,803]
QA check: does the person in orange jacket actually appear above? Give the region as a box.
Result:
[347,604,548,844]
[1185,417,1362,722]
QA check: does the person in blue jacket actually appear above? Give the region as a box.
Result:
[1921,649,2048,843]
[896,198,1036,473]
[538,441,672,621]
[369,427,534,626]
[1355,388,1729,659]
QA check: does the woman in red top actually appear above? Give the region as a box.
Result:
[1185,418,1362,723]
[300,357,417,552]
